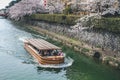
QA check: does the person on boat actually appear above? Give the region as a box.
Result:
[44,50,48,56]
[52,50,58,56]
[58,50,64,56]
[47,50,52,56]
[41,50,44,56]
[44,50,52,56]
[39,50,41,54]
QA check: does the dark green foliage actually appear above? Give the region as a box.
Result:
[29,14,80,25]
[93,17,120,33]
[63,6,72,15]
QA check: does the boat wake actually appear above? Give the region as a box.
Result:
[19,37,28,42]
[37,57,74,68]
[18,36,46,43]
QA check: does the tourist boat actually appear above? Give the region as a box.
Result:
[24,39,64,64]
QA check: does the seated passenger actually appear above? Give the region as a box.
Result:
[47,50,52,56]
[52,50,58,56]
[41,51,44,56]
[39,50,41,54]
[44,51,48,56]
[58,50,63,56]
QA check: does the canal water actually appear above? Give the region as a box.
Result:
[0,17,120,80]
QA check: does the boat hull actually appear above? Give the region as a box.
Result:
[24,44,64,64]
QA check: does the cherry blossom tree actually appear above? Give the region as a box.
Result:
[100,0,120,16]
[7,0,45,20]
[70,0,120,16]
[46,0,65,14]
[90,0,120,16]
[7,0,65,20]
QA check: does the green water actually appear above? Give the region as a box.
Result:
[0,18,120,80]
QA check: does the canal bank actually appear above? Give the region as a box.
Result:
[21,20,120,69]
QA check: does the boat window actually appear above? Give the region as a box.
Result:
[38,49,64,57]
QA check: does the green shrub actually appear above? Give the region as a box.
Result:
[63,6,72,15]
[29,14,80,25]
[93,17,120,33]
